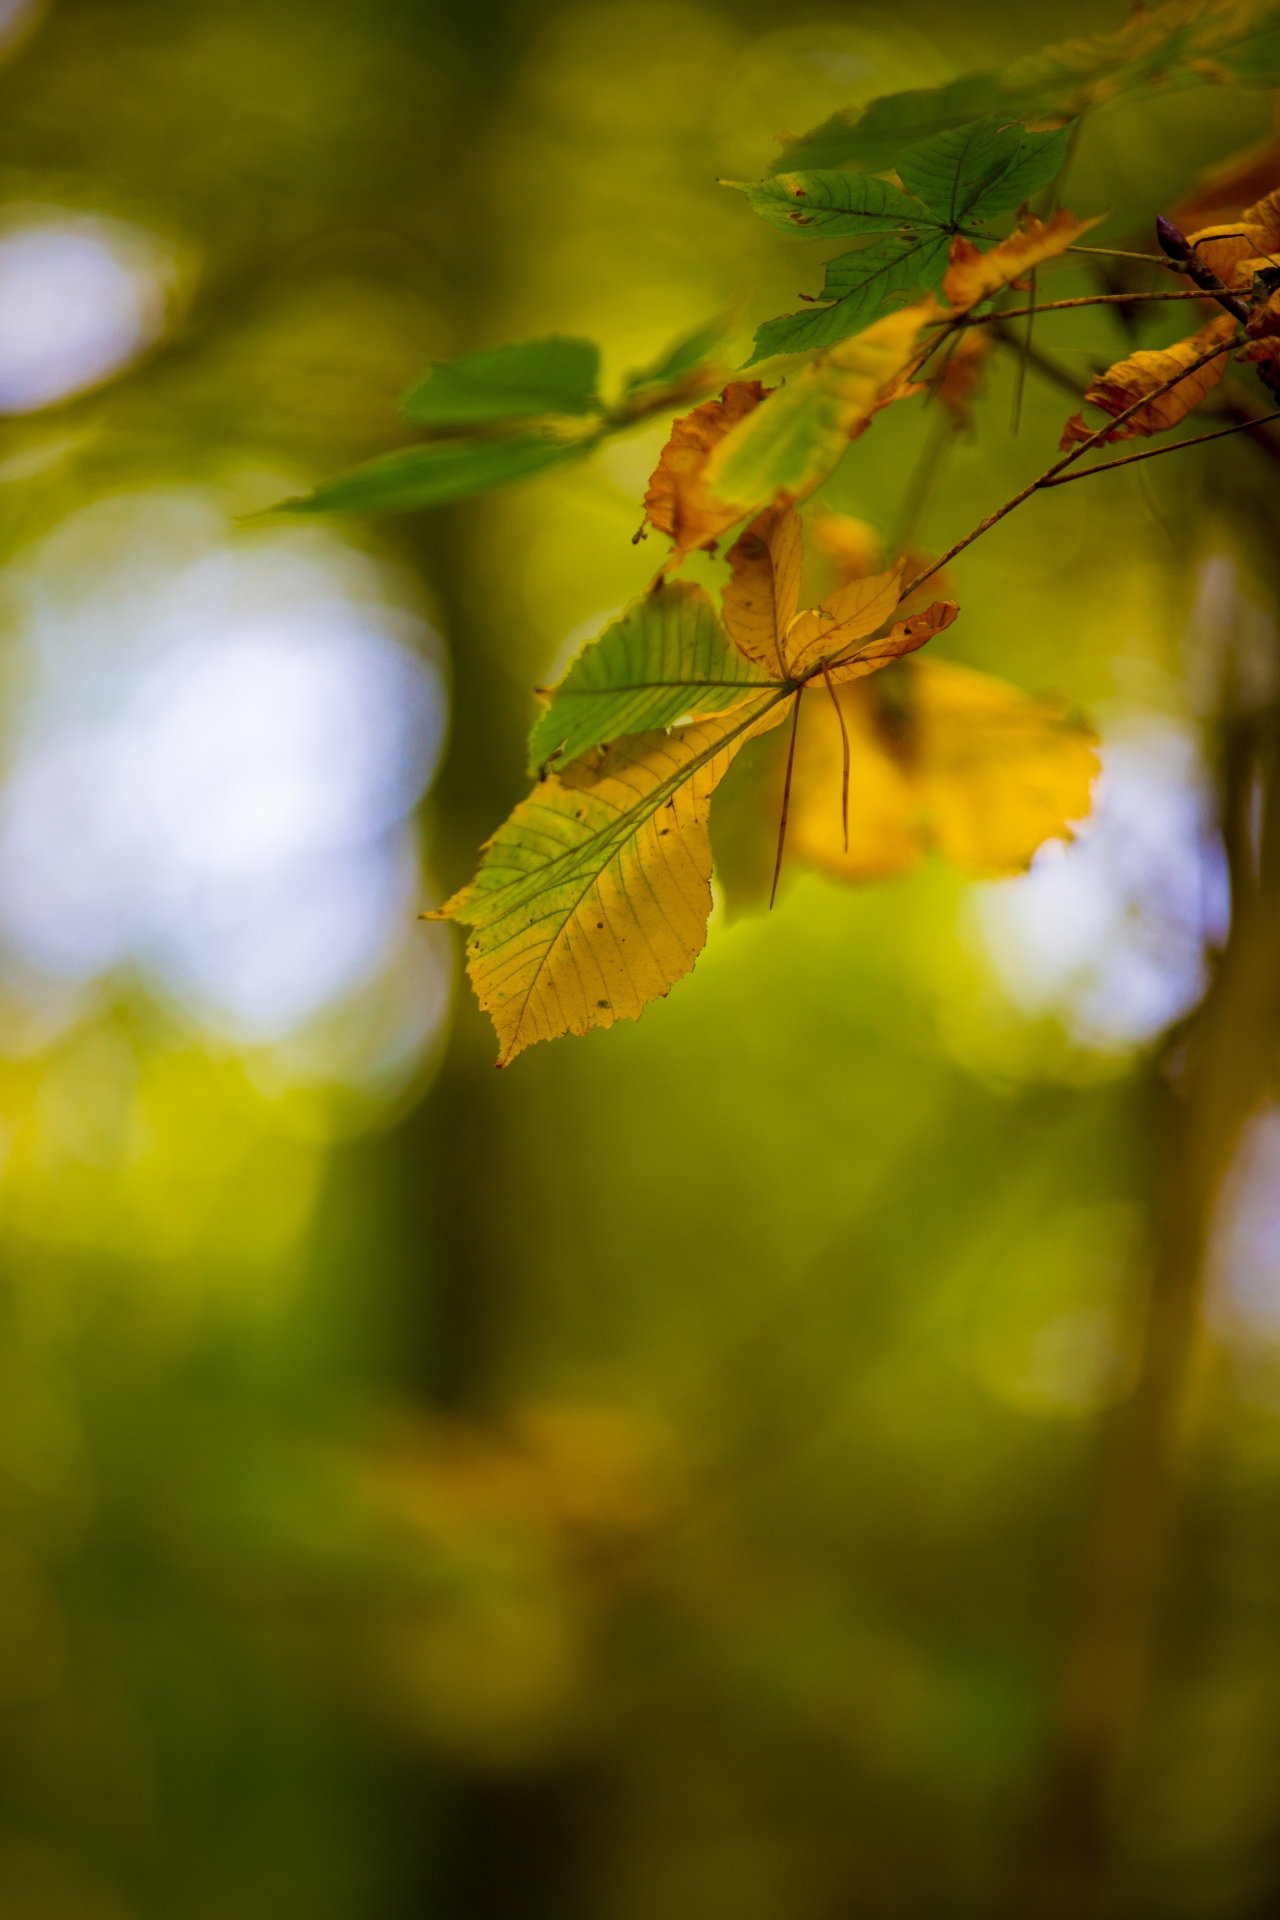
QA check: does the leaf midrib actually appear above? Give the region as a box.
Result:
[469,692,787,927]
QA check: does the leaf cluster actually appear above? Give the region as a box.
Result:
[264,0,1280,1060]
[729,117,1071,361]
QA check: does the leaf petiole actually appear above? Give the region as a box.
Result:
[819,661,851,854]
[770,691,804,909]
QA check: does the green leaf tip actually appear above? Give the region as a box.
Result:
[621,318,729,400]
[277,434,587,518]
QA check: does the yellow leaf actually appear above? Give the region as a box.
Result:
[642,380,769,555]
[434,701,779,1063]
[913,660,1099,875]
[720,502,954,690]
[722,504,802,675]
[789,684,921,880]
[701,301,939,521]
[943,210,1101,312]
[784,566,905,679]
[789,659,1099,882]
[1058,312,1238,448]
[822,600,959,687]
[808,512,882,583]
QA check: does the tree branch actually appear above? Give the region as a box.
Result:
[1039,409,1280,485]
[962,288,1209,324]
[901,333,1238,596]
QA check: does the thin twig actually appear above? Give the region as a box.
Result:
[961,289,1210,325]
[819,662,850,853]
[1039,409,1280,485]
[990,321,1098,397]
[1067,245,1186,271]
[1012,268,1036,434]
[901,332,1238,598]
[893,407,956,549]
[770,690,803,908]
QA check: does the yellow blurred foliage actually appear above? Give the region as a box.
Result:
[791,657,1099,881]
[355,1402,681,1764]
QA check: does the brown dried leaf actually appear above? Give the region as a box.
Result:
[1189,184,1280,288]
[1244,286,1280,338]
[943,210,1100,312]
[1057,312,1238,448]
[935,329,992,428]
[642,380,769,554]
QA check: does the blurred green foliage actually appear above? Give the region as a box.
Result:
[0,3,1278,1919]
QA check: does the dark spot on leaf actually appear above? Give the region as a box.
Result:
[597,1000,609,1008]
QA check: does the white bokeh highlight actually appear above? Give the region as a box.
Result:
[0,493,449,1083]
[973,724,1229,1050]
[0,212,171,412]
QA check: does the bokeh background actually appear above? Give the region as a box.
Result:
[0,0,1278,1914]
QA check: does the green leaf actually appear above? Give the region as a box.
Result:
[771,0,1280,174]
[528,580,774,775]
[727,171,934,237]
[896,119,1071,223]
[278,434,587,516]
[401,336,602,426]
[749,231,950,362]
[623,319,726,399]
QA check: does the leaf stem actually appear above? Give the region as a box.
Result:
[770,690,803,909]
[1012,268,1036,435]
[901,332,1238,598]
[1039,409,1280,485]
[819,661,851,853]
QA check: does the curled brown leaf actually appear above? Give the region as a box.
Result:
[642,380,769,555]
[1188,185,1280,289]
[935,329,992,429]
[1058,312,1238,448]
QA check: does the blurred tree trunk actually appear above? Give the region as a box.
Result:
[1025,562,1280,1918]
